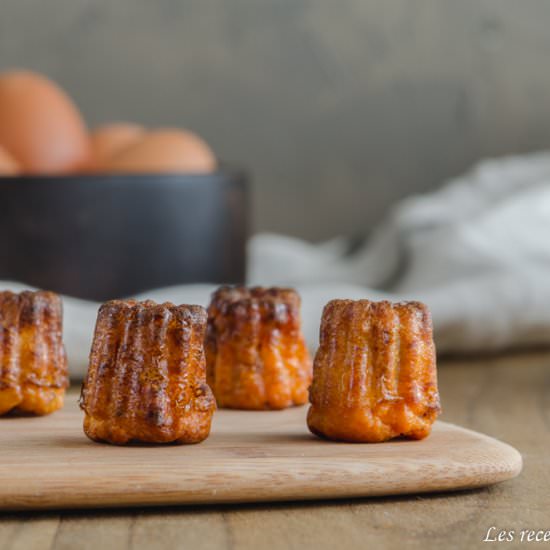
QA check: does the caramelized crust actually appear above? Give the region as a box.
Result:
[307,299,440,442]
[0,290,68,415]
[80,300,215,444]
[205,286,312,410]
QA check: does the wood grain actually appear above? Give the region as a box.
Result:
[0,391,520,511]
[0,352,547,549]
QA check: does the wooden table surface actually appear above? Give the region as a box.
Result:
[1,351,548,550]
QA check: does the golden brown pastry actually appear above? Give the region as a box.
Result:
[0,290,68,415]
[80,300,215,444]
[205,286,312,410]
[307,299,440,442]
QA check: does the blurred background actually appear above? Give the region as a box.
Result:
[1,0,550,368]
[3,0,550,240]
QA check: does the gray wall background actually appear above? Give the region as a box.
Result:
[1,0,550,241]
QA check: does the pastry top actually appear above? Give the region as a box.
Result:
[318,298,433,346]
[320,298,431,314]
[207,286,302,327]
[210,286,300,302]
[95,299,207,326]
[0,289,64,326]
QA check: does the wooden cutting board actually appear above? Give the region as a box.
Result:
[0,395,522,511]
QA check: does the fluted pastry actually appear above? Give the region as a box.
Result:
[80,300,215,444]
[307,299,440,442]
[0,290,68,415]
[205,286,312,410]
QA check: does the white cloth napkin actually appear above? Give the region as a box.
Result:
[2,152,550,377]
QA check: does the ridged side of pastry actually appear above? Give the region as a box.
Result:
[206,286,312,410]
[307,299,440,442]
[80,300,215,444]
[0,290,68,416]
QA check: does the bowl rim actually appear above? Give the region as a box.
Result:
[0,165,247,185]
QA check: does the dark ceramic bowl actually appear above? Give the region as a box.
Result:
[0,170,248,301]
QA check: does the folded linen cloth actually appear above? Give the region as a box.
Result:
[248,152,550,354]
[2,152,550,377]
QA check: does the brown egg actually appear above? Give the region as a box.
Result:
[104,129,217,174]
[90,123,146,169]
[0,145,21,176]
[0,70,91,174]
